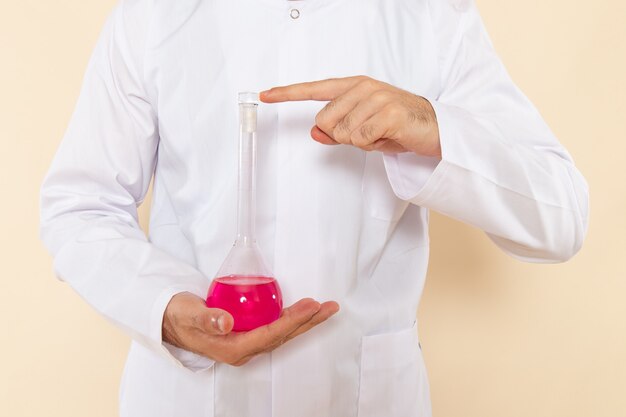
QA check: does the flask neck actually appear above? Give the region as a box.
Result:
[236,102,258,245]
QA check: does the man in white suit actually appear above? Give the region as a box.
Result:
[40,0,588,415]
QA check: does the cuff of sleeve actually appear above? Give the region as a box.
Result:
[382,99,468,205]
[150,285,216,372]
[382,152,442,200]
[162,342,216,372]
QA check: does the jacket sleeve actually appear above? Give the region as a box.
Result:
[39,0,214,371]
[383,0,589,263]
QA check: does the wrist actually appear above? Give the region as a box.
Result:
[162,292,187,346]
[416,96,441,158]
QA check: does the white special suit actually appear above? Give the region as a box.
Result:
[40,0,589,416]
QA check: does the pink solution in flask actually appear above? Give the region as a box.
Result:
[207,275,282,332]
[206,93,283,332]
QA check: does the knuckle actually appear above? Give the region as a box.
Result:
[358,124,376,142]
[366,78,380,89]
[333,127,349,144]
[353,75,371,88]
[325,99,337,112]
[383,104,403,120]
[335,114,353,134]
[350,131,365,147]
[314,112,324,127]
[315,111,331,131]
[359,77,378,91]
[370,90,390,104]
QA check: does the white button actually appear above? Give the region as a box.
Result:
[290,8,300,19]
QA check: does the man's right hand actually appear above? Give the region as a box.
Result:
[162,292,340,367]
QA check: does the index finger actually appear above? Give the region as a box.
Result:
[260,76,365,103]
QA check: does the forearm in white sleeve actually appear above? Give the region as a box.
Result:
[384,0,589,262]
[39,0,213,371]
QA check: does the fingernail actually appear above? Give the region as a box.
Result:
[217,315,226,333]
[211,315,225,333]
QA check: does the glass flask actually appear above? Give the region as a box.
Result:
[205,92,283,332]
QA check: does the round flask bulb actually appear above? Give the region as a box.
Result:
[206,275,283,332]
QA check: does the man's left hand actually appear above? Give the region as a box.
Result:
[260,76,441,157]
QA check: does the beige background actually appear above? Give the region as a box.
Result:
[1,0,625,416]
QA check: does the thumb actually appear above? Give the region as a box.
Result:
[311,125,339,145]
[196,306,234,335]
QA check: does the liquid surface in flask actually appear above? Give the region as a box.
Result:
[206,275,283,332]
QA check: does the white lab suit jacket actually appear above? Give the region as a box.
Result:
[40,0,589,416]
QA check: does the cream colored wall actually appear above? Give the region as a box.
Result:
[1,0,624,416]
